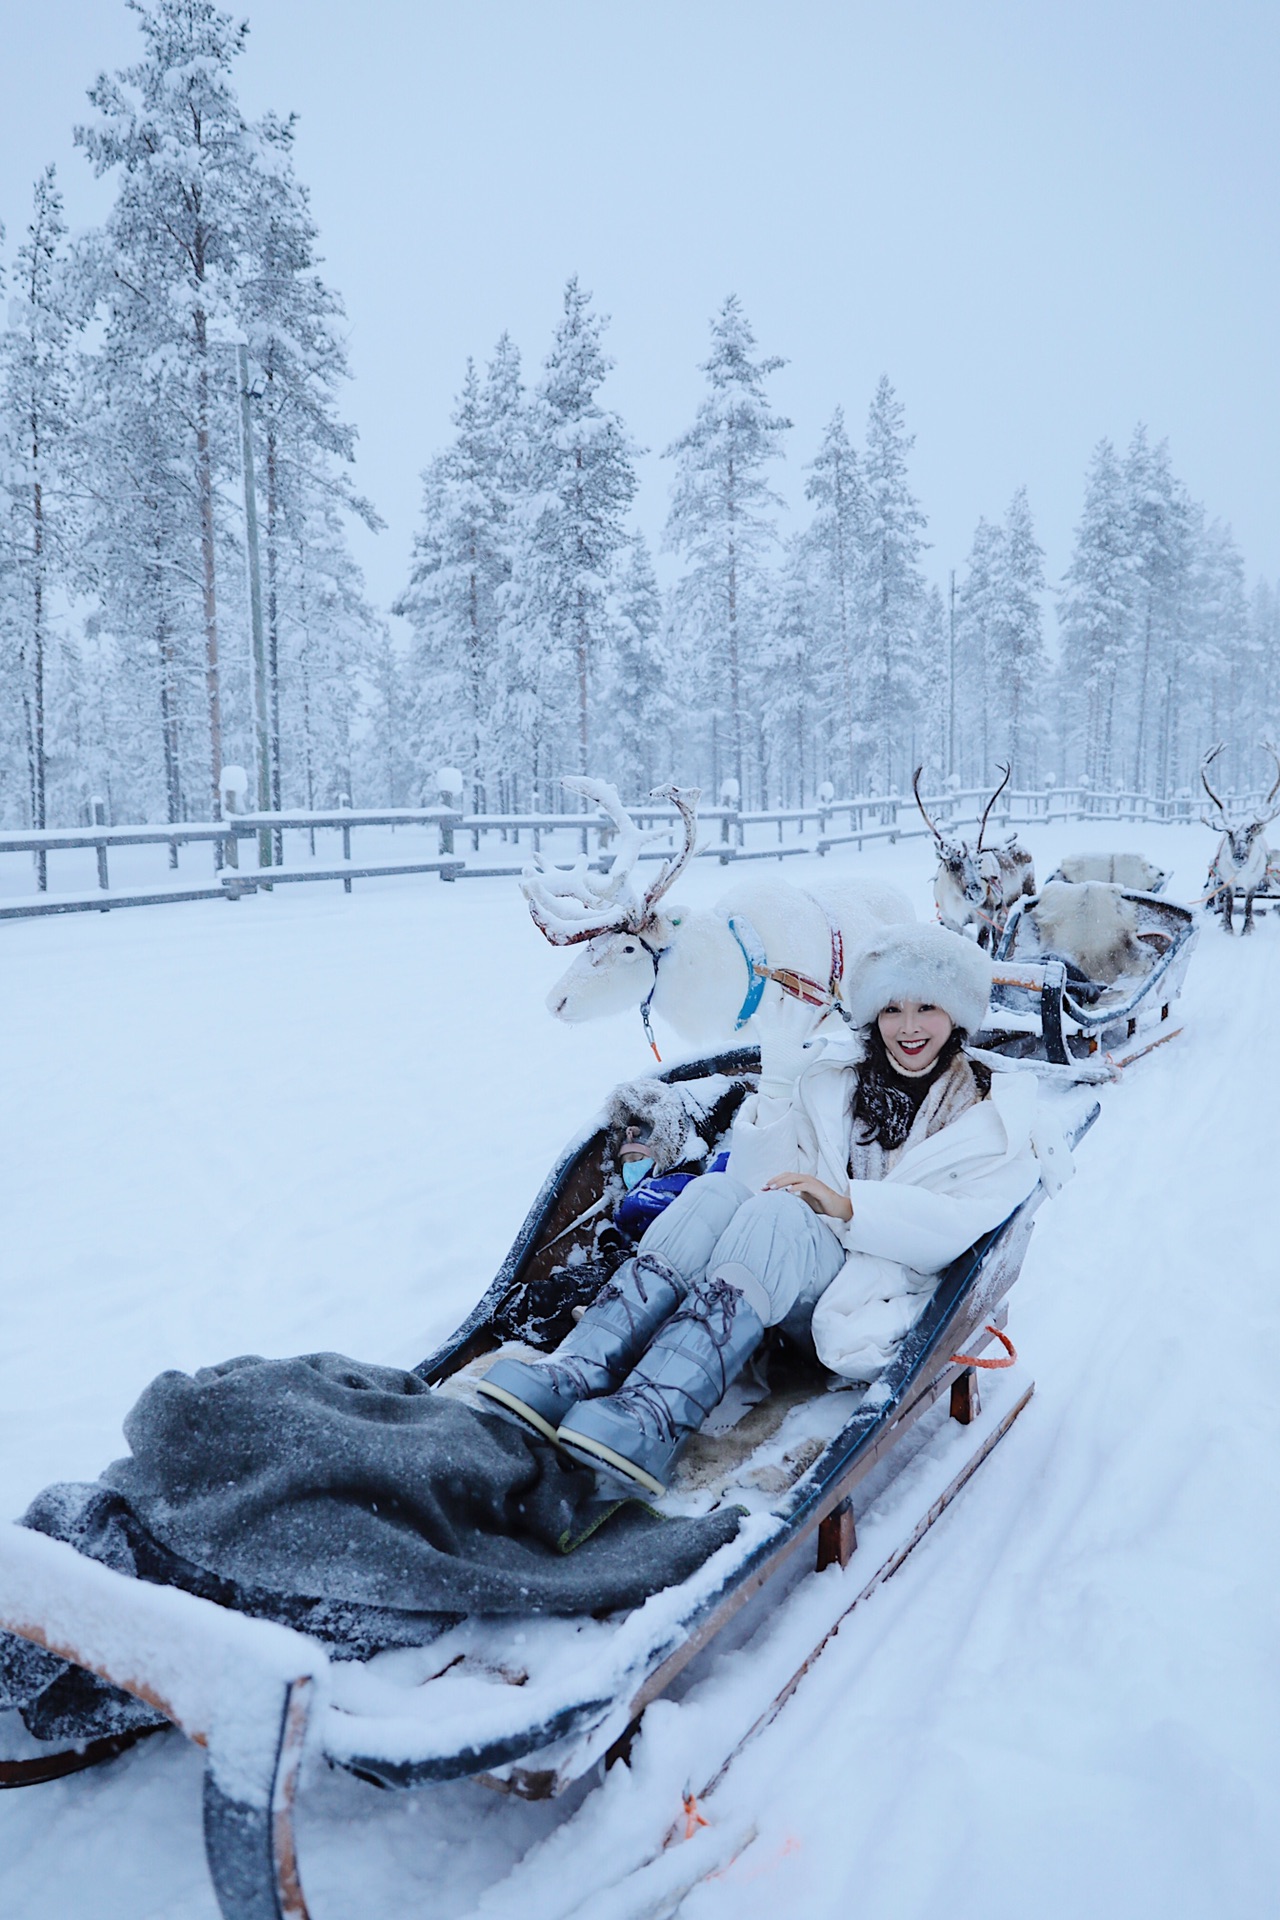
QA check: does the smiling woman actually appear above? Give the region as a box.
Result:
[876,997,955,1074]
[480,922,1070,1493]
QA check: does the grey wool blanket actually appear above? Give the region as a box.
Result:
[0,1352,742,1743]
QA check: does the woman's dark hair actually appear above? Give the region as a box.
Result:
[851,1023,990,1152]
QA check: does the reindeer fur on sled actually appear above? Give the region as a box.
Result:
[1030,880,1152,987]
[522,779,914,1048]
[1055,852,1167,893]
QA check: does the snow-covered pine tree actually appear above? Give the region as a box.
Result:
[396,343,523,808]
[1190,516,1252,790]
[915,582,948,786]
[802,407,865,796]
[1056,439,1133,788]
[1249,578,1280,745]
[599,532,671,800]
[76,0,267,818]
[75,314,210,823]
[0,170,79,851]
[953,518,1002,784]
[986,486,1046,783]
[237,108,382,813]
[518,278,638,799]
[859,376,928,792]
[267,488,381,808]
[1124,427,1192,793]
[759,537,815,804]
[362,621,411,807]
[665,296,790,805]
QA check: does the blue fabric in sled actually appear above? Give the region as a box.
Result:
[614,1153,730,1241]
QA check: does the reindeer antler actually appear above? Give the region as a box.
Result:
[639,784,702,917]
[911,766,948,849]
[976,764,1012,851]
[520,778,693,947]
[1200,744,1229,824]
[1260,740,1280,814]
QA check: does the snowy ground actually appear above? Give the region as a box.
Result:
[1,820,1277,1919]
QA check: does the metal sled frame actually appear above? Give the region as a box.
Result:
[0,1050,1094,1919]
[986,890,1197,1066]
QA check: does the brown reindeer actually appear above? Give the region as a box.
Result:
[913,764,1036,952]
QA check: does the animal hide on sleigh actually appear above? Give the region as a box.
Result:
[1055,853,1165,892]
[1029,880,1154,986]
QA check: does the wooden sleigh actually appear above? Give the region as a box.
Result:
[983,890,1197,1073]
[0,1049,1096,1920]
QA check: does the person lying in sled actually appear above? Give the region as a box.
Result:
[478,924,1069,1498]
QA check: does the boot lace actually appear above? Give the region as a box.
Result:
[604,1278,747,1441]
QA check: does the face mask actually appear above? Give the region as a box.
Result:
[622,1157,654,1191]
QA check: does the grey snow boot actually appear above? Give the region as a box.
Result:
[555,1274,766,1496]
[474,1253,686,1443]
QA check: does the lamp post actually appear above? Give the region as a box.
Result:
[947,568,957,781]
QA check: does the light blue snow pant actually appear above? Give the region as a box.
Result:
[637,1173,846,1339]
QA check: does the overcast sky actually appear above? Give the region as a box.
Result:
[4,0,1278,625]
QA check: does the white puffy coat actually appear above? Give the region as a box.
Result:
[727,1033,1070,1379]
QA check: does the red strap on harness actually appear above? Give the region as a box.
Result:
[754,900,845,1010]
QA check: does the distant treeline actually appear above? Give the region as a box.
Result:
[2,0,1276,830]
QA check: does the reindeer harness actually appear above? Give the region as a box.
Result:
[522,780,851,1059]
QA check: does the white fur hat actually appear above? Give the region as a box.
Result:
[843,923,993,1034]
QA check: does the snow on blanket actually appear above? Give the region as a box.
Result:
[0,1352,741,1754]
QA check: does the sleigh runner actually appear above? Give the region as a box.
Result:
[0,1051,1095,1919]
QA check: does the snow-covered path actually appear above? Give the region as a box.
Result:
[2,825,1276,1919]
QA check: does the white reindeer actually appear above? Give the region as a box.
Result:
[912,764,1036,951]
[522,779,914,1053]
[1201,742,1280,935]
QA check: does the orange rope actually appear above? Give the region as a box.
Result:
[683,1791,709,1840]
[950,1324,1017,1369]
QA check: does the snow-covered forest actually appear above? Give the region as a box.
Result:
[3,0,1278,831]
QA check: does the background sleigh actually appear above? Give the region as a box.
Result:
[983,887,1197,1072]
[0,1049,1095,1920]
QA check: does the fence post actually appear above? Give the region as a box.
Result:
[92,797,109,894]
[219,767,249,871]
[340,793,352,893]
[435,767,462,856]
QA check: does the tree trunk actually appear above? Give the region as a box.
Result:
[468,531,482,811]
[835,470,855,797]
[725,454,745,805]
[266,422,282,814]
[576,586,590,780]
[158,602,182,825]
[1131,592,1154,791]
[193,307,223,821]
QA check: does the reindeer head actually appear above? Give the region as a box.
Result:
[1200,742,1280,868]
[522,780,701,1022]
[913,765,1012,911]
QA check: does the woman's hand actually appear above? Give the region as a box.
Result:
[763,1171,853,1222]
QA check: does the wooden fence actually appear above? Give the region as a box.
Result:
[0,785,1244,924]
